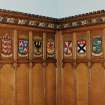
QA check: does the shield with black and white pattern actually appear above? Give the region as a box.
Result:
[77,40,86,55]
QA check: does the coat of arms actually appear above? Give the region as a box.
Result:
[64,41,72,57]
[1,33,12,57]
[33,36,42,57]
[47,39,55,58]
[18,39,29,57]
[77,40,86,56]
[92,37,103,56]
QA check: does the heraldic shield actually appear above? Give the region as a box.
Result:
[1,33,12,58]
[92,37,103,56]
[47,38,55,58]
[77,40,86,56]
[64,41,72,57]
[18,39,29,57]
[33,36,43,57]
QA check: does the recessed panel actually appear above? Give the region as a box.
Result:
[18,31,29,61]
[33,32,43,58]
[63,33,73,60]
[47,33,55,59]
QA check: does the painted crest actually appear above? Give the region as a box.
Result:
[1,33,12,57]
[64,41,72,57]
[47,39,55,58]
[77,40,86,56]
[33,36,42,57]
[18,39,29,57]
[92,37,103,56]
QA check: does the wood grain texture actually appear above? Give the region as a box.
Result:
[46,63,56,105]
[32,64,44,105]
[90,63,105,105]
[76,63,88,105]
[63,63,75,105]
[0,64,15,105]
[16,64,29,105]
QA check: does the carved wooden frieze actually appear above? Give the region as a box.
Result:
[0,9,105,30]
[0,16,56,29]
[61,16,105,29]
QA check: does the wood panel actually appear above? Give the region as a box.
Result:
[90,63,105,105]
[16,64,29,105]
[46,63,56,105]
[32,64,44,105]
[0,64,15,105]
[76,63,88,105]
[63,63,75,105]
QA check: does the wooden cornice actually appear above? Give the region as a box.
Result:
[58,10,105,21]
[0,9,105,30]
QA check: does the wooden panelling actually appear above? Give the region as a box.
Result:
[76,63,88,105]
[90,63,105,105]
[0,22,105,105]
[32,64,44,105]
[63,63,75,105]
[16,64,29,105]
[0,64,15,105]
[46,63,56,105]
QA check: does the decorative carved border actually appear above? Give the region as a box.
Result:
[0,9,105,30]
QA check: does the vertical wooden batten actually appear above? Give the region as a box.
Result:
[73,32,76,63]
[103,29,105,67]
[61,32,64,105]
[87,30,91,105]
[29,31,33,105]
[55,31,58,105]
[103,28,105,104]
[73,32,77,105]
[14,30,18,62]
[29,31,33,61]
[13,29,18,105]
[43,32,47,105]
[55,31,63,105]
[43,32,47,60]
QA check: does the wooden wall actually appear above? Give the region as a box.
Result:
[0,63,56,105]
[0,27,57,105]
[61,27,105,105]
[0,25,105,105]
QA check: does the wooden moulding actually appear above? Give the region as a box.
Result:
[46,58,57,64]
